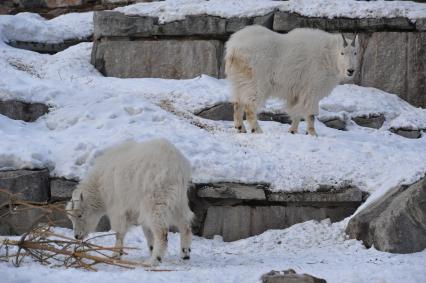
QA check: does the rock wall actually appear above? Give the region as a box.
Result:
[0,169,364,241]
[92,11,426,108]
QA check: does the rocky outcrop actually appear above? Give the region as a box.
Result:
[0,100,48,122]
[192,183,363,242]
[346,177,426,253]
[92,10,426,108]
[358,32,426,108]
[261,269,326,283]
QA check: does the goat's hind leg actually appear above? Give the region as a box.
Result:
[289,117,300,134]
[178,221,192,260]
[245,104,263,133]
[146,206,168,266]
[233,101,247,133]
[142,225,154,255]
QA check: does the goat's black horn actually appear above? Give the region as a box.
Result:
[341,34,348,47]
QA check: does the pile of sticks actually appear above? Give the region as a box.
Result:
[0,188,158,271]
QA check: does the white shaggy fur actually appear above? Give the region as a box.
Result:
[225,26,358,135]
[66,139,194,266]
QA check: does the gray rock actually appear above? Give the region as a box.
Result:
[320,118,346,130]
[0,169,50,204]
[92,38,224,79]
[416,18,426,31]
[352,114,385,129]
[0,100,48,122]
[50,178,78,201]
[261,270,327,283]
[0,204,110,235]
[196,102,291,124]
[391,128,422,139]
[197,183,266,200]
[346,177,426,253]
[196,103,234,121]
[359,32,426,108]
[273,11,415,32]
[8,38,92,54]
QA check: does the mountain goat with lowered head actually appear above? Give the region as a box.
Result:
[66,139,194,266]
[225,26,358,135]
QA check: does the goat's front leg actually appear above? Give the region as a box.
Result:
[112,232,125,258]
[306,114,317,136]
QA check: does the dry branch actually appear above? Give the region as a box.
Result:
[0,189,174,272]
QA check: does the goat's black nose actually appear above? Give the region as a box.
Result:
[347,69,354,76]
[75,235,80,240]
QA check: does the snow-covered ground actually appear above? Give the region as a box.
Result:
[1,3,426,282]
[1,39,426,196]
[1,220,426,283]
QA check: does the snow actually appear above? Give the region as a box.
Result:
[1,3,426,282]
[1,39,426,194]
[1,220,426,283]
[0,12,93,44]
[116,0,426,23]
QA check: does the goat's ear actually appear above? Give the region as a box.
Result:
[341,34,348,47]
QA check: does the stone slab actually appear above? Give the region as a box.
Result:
[0,169,50,204]
[94,11,274,38]
[197,183,266,200]
[273,11,416,32]
[92,38,224,79]
[266,186,363,204]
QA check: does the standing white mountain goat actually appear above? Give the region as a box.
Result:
[66,139,194,266]
[225,26,358,135]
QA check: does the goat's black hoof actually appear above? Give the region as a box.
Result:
[183,256,190,260]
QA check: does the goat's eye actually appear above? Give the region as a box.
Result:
[78,215,82,218]
[340,52,344,55]
[354,52,357,55]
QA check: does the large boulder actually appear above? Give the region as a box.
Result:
[346,177,426,253]
[0,169,50,204]
[358,32,426,108]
